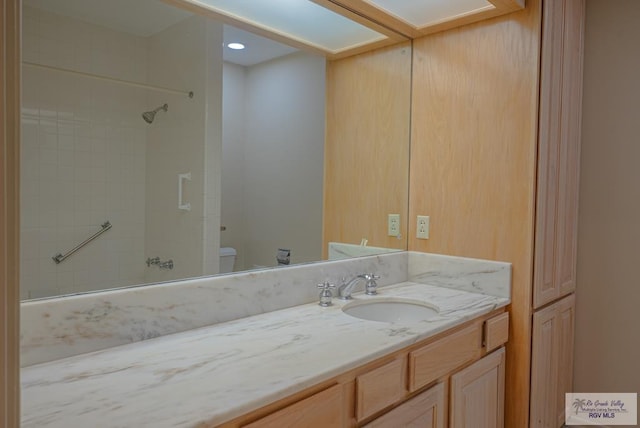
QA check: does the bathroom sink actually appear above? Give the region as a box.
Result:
[342,298,439,323]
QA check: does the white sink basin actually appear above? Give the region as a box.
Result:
[342,298,439,323]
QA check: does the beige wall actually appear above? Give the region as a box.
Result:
[222,52,325,270]
[574,0,640,396]
[221,62,247,270]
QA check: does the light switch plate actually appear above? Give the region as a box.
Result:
[417,215,429,239]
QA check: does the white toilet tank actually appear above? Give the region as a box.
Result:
[219,247,237,273]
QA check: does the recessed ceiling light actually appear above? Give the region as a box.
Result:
[227,42,245,50]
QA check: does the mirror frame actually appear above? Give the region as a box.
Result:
[1,0,22,423]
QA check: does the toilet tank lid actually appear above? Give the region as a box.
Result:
[220,247,236,256]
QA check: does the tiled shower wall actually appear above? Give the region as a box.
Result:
[21,6,148,299]
[21,6,222,300]
[143,16,222,283]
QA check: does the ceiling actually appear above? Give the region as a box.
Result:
[23,0,523,63]
[185,0,388,53]
[366,0,493,27]
[223,25,299,67]
[23,0,299,66]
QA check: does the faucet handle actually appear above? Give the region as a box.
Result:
[317,282,336,307]
[364,273,380,295]
[146,257,160,267]
[317,281,336,290]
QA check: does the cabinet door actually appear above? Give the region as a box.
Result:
[530,294,575,428]
[450,347,505,428]
[556,0,585,301]
[533,0,585,308]
[556,295,576,427]
[364,382,446,428]
[242,384,344,428]
[530,302,559,428]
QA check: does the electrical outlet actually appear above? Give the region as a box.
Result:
[417,215,430,239]
[388,214,400,237]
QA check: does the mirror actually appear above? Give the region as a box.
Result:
[19,0,411,300]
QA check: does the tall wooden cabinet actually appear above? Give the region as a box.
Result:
[534,0,584,310]
[530,294,576,428]
[531,1,584,427]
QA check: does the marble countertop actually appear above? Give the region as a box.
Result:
[21,282,509,427]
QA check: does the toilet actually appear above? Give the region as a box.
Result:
[219,247,237,273]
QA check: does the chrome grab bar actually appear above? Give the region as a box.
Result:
[52,221,112,264]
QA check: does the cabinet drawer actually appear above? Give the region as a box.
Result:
[409,324,482,392]
[484,312,509,351]
[356,356,407,421]
[364,381,446,428]
[242,384,344,428]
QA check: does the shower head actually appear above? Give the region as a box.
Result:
[142,103,168,124]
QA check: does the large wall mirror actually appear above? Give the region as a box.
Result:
[19,0,411,300]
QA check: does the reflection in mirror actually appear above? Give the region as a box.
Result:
[19,0,410,300]
[323,41,411,254]
[220,30,325,273]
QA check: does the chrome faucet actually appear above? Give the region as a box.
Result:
[146,257,173,270]
[146,257,160,267]
[158,259,174,270]
[337,273,380,300]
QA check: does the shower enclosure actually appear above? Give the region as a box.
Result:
[20,5,223,299]
[20,0,327,300]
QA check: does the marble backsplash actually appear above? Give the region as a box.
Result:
[327,242,403,260]
[21,252,408,367]
[408,252,511,298]
[21,251,510,367]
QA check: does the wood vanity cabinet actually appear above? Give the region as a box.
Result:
[365,349,507,428]
[450,348,506,428]
[228,311,509,428]
[356,356,407,421]
[364,381,446,428]
[242,384,346,428]
[408,324,482,392]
